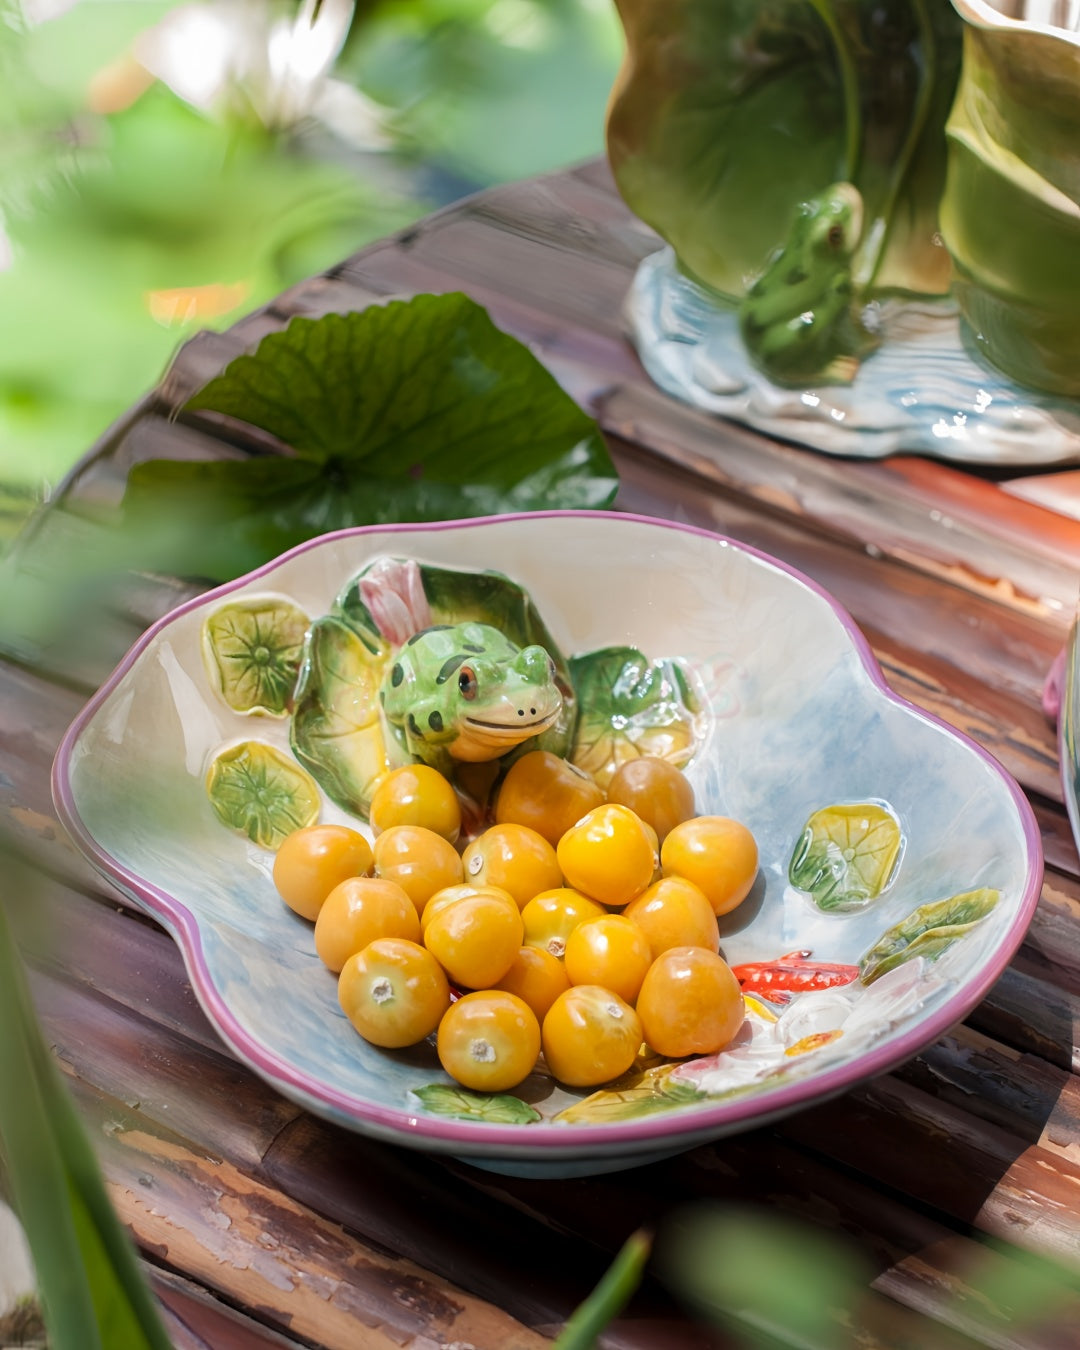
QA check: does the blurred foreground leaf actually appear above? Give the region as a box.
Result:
[658,1204,872,1349]
[0,73,418,499]
[0,861,172,1350]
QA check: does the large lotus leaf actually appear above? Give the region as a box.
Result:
[338,560,576,757]
[290,617,391,819]
[789,802,902,912]
[205,741,321,850]
[607,0,962,300]
[410,1085,541,1125]
[568,647,701,789]
[859,886,1000,984]
[939,18,1080,396]
[203,598,310,716]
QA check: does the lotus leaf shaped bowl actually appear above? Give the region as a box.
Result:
[53,512,1042,1177]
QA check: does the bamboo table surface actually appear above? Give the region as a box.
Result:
[6,158,1080,1349]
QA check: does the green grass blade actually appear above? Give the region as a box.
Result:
[0,895,172,1350]
[0,900,104,1350]
[553,1228,652,1349]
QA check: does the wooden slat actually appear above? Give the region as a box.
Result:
[12,156,1080,1350]
[150,1266,312,1350]
[74,1082,555,1350]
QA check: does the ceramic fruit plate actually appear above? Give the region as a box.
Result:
[53,512,1042,1177]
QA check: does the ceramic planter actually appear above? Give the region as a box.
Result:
[609,0,1080,463]
[940,0,1080,397]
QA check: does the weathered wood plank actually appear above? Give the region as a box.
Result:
[36,969,302,1170]
[150,1266,311,1350]
[603,387,1080,620]
[781,1076,1080,1272]
[898,1025,1080,1166]
[463,171,662,272]
[67,1080,554,1350]
[261,1117,718,1350]
[441,1129,1079,1349]
[967,966,1080,1074]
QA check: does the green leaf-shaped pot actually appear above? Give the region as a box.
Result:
[940,0,1080,396]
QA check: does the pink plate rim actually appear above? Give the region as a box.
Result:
[51,510,1044,1155]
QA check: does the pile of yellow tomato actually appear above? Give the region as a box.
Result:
[271,751,758,1094]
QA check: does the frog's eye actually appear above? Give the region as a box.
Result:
[458,666,478,701]
[827,223,845,249]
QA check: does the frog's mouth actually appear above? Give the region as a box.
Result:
[453,702,562,762]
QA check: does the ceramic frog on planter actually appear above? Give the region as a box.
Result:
[737,182,881,387]
[201,556,704,845]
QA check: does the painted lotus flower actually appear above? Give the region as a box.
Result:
[673,957,934,1097]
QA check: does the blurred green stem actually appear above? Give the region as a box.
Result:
[553,1227,652,1349]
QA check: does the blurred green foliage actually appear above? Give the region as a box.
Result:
[340,0,623,186]
[0,0,623,542]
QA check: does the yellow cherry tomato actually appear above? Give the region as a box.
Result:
[338,938,449,1048]
[494,751,605,847]
[314,876,420,973]
[273,824,373,921]
[420,883,518,936]
[636,947,745,1058]
[563,915,652,1005]
[606,757,695,843]
[541,986,643,1087]
[493,946,571,1021]
[556,803,658,908]
[423,892,524,989]
[661,816,759,916]
[369,765,461,843]
[520,888,607,959]
[623,876,720,959]
[437,990,541,1092]
[461,823,563,909]
[372,825,464,917]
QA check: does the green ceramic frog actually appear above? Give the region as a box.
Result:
[738,182,880,387]
[380,623,562,776]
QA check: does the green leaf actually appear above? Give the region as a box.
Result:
[184,296,610,475]
[204,741,322,849]
[203,598,311,716]
[568,646,700,789]
[115,296,617,584]
[411,1084,541,1124]
[860,887,1000,985]
[290,617,391,819]
[554,1064,704,1125]
[788,802,902,913]
[607,0,962,300]
[0,874,172,1350]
